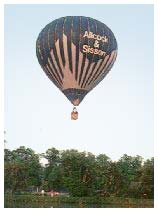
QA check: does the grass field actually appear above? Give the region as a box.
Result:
[4,195,154,208]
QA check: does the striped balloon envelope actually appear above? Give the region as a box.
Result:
[36,16,117,109]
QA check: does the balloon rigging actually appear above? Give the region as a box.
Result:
[36,16,117,120]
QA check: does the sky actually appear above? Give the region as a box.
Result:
[4,4,154,161]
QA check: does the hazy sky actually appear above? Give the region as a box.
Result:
[4,4,154,161]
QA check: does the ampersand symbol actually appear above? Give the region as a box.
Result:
[94,40,100,48]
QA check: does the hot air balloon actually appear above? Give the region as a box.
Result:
[36,16,117,120]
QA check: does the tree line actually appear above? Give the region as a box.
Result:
[4,146,154,199]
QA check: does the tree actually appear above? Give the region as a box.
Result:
[140,158,154,198]
[95,154,112,194]
[4,161,29,193]
[42,147,62,191]
[116,154,143,196]
[44,147,60,166]
[4,146,154,199]
[4,146,42,193]
[60,150,96,196]
[4,149,14,162]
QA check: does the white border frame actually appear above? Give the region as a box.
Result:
[1,0,157,4]
[0,0,157,211]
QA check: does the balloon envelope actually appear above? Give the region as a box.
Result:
[36,16,117,106]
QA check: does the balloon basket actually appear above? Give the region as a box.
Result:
[71,107,78,120]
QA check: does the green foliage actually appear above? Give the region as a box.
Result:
[4,147,154,199]
[95,154,112,192]
[4,161,29,192]
[44,147,60,165]
[140,158,154,198]
[60,150,96,196]
[4,146,42,193]
[116,154,143,196]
